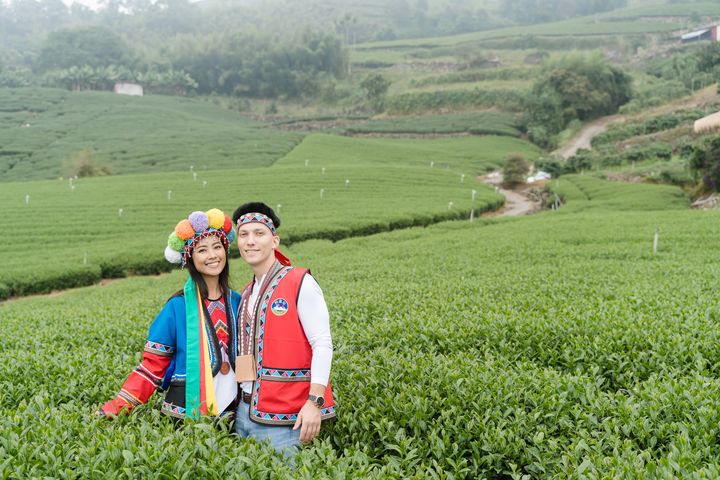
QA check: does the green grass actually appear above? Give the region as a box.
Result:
[0,88,303,181]
[276,133,541,172]
[4,175,719,477]
[343,111,523,136]
[601,1,720,17]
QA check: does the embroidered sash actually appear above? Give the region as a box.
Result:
[184,277,218,419]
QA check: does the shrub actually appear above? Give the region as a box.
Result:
[502,153,529,188]
[535,157,564,178]
[66,148,111,178]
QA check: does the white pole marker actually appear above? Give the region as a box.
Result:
[653,228,659,255]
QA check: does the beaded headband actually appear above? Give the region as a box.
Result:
[236,212,277,235]
[164,208,236,266]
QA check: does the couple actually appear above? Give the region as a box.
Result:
[98,202,335,456]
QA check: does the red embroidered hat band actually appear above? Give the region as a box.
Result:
[236,212,277,235]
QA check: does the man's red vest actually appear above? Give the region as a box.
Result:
[241,265,336,425]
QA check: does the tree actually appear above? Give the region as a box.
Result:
[525,54,632,142]
[690,137,720,191]
[500,0,627,24]
[502,153,529,188]
[360,74,391,112]
[36,26,133,72]
[697,42,720,72]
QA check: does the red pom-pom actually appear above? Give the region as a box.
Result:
[222,214,233,234]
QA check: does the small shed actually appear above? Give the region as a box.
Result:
[681,25,718,44]
[693,111,720,134]
[113,82,144,96]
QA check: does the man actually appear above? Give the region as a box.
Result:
[232,202,335,456]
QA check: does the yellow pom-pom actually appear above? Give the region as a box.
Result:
[206,208,225,229]
[175,219,195,241]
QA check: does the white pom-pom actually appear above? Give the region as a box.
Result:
[164,246,183,264]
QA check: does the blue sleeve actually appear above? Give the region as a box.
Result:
[146,296,183,390]
[147,296,182,350]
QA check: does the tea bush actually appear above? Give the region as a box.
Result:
[3,178,718,477]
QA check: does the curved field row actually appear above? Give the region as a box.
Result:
[3,130,535,297]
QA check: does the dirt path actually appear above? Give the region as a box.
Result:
[554,86,720,159]
[554,115,622,159]
[480,172,540,217]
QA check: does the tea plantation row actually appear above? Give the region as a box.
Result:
[1,131,542,299]
[2,179,720,477]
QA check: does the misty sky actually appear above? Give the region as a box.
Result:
[62,0,101,9]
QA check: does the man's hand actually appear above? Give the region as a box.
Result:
[293,401,322,443]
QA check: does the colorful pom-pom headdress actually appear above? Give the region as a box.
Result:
[164,208,236,266]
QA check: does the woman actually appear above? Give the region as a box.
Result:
[98,208,241,420]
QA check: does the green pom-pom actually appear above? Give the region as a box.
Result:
[168,232,184,251]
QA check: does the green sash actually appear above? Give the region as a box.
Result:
[184,277,201,419]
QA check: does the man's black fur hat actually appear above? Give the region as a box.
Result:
[232,202,281,229]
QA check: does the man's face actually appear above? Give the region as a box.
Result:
[236,222,279,269]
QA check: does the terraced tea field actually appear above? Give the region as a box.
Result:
[0,88,302,181]
[2,128,543,298]
[3,178,719,478]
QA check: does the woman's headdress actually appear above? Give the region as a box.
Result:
[164,208,236,266]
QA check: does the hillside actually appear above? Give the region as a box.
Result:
[0,88,302,182]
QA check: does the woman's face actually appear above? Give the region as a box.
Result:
[191,235,226,278]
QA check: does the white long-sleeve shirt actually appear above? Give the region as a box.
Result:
[241,272,333,394]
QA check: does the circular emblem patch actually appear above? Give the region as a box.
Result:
[271,298,289,316]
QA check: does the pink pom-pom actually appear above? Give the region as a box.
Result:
[188,211,209,232]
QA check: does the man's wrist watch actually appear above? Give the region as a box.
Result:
[308,394,325,408]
